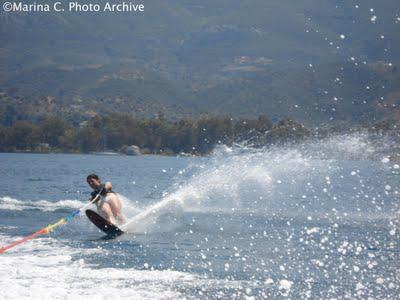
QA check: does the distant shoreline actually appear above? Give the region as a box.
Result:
[1,113,399,158]
[0,150,195,157]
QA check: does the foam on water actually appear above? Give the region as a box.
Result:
[0,197,86,212]
[0,194,139,215]
[0,233,272,299]
[0,234,189,299]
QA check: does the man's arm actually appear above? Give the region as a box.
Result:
[104,182,113,191]
[88,192,95,202]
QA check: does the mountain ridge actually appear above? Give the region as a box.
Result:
[1,0,399,125]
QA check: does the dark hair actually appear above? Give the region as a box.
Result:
[86,174,100,182]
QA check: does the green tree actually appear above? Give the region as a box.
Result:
[38,117,69,147]
[76,127,102,152]
[10,121,38,150]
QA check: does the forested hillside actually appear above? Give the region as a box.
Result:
[1,0,399,125]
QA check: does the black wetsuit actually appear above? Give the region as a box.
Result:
[90,184,113,199]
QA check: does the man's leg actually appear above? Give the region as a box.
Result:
[98,202,116,224]
[107,194,126,225]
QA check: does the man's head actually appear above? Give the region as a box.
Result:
[86,174,101,190]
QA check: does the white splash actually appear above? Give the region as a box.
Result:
[122,133,397,233]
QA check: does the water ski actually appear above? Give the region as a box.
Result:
[86,209,124,238]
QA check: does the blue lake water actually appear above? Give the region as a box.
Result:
[0,133,399,299]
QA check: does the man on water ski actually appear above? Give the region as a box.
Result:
[87,174,126,225]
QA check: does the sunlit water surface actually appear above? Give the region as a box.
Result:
[0,133,399,299]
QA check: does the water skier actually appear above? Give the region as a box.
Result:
[86,174,126,225]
